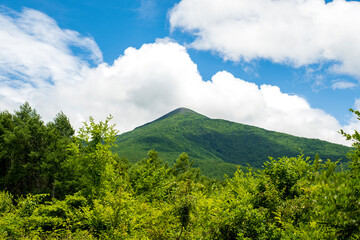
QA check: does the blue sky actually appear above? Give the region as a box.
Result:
[1,0,360,145]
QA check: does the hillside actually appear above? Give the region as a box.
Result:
[114,108,351,178]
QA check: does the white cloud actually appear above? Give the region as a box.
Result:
[0,7,355,147]
[169,0,360,78]
[354,98,360,111]
[331,80,356,90]
[0,7,101,88]
[189,71,346,145]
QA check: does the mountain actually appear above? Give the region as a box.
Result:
[113,108,351,178]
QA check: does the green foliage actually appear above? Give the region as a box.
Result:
[174,180,195,237]
[0,103,75,197]
[129,150,171,201]
[1,103,48,195]
[1,104,360,239]
[44,112,75,199]
[0,152,358,239]
[0,191,13,215]
[0,111,13,184]
[66,116,120,199]
[340,108,360,175]
[263,155,311,200]
[171,152,201,181]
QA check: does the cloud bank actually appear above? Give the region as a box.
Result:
[170,0,360,78]
[0,7,355,146]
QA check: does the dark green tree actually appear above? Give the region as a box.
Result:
[2,103,48,195]
[0,111,14,188]
[44,112,75,198]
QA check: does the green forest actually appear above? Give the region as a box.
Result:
[1,103,360,239]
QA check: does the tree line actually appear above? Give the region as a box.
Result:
[0,103,359,239]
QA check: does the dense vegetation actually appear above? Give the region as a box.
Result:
[114,108,350,178]
[1,103,359,239]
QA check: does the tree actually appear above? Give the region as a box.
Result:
[171,152,200,181]
[66,116,119,199]
[325,108,360,238]
[2,103,49,195]
[44,112,75,199]
[340,108,360,175]
[129,150,171,201]
[0,111,14,188]
[0,104,75,197]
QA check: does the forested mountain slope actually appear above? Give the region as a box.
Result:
[114,108,350,178]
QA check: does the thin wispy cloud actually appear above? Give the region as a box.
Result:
[136,0,158,19]
[331,80,356,90]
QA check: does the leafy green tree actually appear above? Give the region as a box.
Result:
[320,108,360,238]
[263,154,311,200]
[66,116,119,199]
[340,108,360,175]
[171,152,200,181]
[130,150,171,201]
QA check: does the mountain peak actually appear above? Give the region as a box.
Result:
[156,107,207,120]
[135,107,206,130]
[165,107,196,116]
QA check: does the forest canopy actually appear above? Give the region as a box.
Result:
[0,103,359,239]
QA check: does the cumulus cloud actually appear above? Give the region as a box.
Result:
[169,0,360,78]
[189,71,346,145]
[0,7,355,146]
